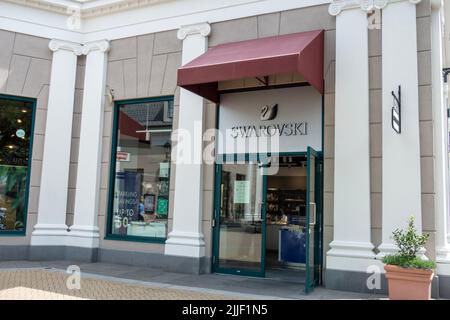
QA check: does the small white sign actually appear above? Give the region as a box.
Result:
[116,151,131,162]
[233,180,250,204]
[159,162,170,178]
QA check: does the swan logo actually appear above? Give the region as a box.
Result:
[261,104,278,121]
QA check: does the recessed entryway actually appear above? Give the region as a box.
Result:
[212,150,322,293]
[265,155,309,285]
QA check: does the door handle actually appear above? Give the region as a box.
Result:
[309,202,316,226]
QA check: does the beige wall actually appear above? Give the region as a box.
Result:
[369,28,382,251]
[444,0,450,68]
[417,0,436,259]
[99,31,182,252]
[0,31,51,245]
[66,55,85,227]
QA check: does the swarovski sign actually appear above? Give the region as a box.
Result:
[230,102,308,138]
[230,122,308,138]
[218,86,322,154]
[261,104,278,121]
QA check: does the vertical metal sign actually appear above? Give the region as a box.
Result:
[391,85,401,134]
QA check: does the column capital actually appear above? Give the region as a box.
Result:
[82,40,110,55]
[49,39,83,55]
[329,0,421,16]
[431,0,443,10]
[177,22,211,40]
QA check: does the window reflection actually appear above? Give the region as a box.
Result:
[0,97,33,232]
[110,99,173,240]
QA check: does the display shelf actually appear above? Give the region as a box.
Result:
[266,188,306,226]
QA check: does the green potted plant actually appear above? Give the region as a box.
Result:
[382,216,436,300]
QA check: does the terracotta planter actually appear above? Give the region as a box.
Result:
[384,264,434,300]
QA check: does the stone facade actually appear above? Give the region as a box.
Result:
[0,31,51,248]
[97,31,182,255]
[0,0,446,296]
[416,0,436,259]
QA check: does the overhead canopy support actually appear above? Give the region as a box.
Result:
[177,29,324,103]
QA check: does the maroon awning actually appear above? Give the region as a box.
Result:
[177,29,324,103]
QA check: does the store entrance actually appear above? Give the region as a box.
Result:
[212,148,322,293]
[265,155,309,284]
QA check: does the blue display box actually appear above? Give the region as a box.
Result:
[279,228,306,264]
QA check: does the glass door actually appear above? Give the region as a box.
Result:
[213,159,267,277]
[305,147,319,292]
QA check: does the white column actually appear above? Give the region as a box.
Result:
[431,0,450,273]
[445,74,450,253]
[31,40,82,246]
[326,6,376,271]
[446,80,450,252]
[67,40,110,249]
[378,0,423,257]
[443,78,450,250]
[165,23,211,258]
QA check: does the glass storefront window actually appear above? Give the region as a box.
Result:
[108,97,173,241]
[0,95,34,234]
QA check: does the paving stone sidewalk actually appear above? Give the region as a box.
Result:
[0,261,386,300]
[0,269,241,300]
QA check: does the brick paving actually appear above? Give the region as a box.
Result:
[0,261,388,300]
[0,269,245,300]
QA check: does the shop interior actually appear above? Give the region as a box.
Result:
[265,155,308,283]
[216,154,318,285]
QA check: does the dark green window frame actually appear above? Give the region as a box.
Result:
[0,94,36,237]
[105,96,174,244]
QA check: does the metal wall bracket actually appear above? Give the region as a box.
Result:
[391,85,401,134]
[442,68,450,83]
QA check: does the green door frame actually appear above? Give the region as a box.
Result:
[305,146,320,293]
[104,95,174,244]
[212,151,323,283]
[316,152,324,286]
[212,153,268,277]
[0,94,36,237]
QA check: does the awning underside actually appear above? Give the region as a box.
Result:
[177,29,324,103]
